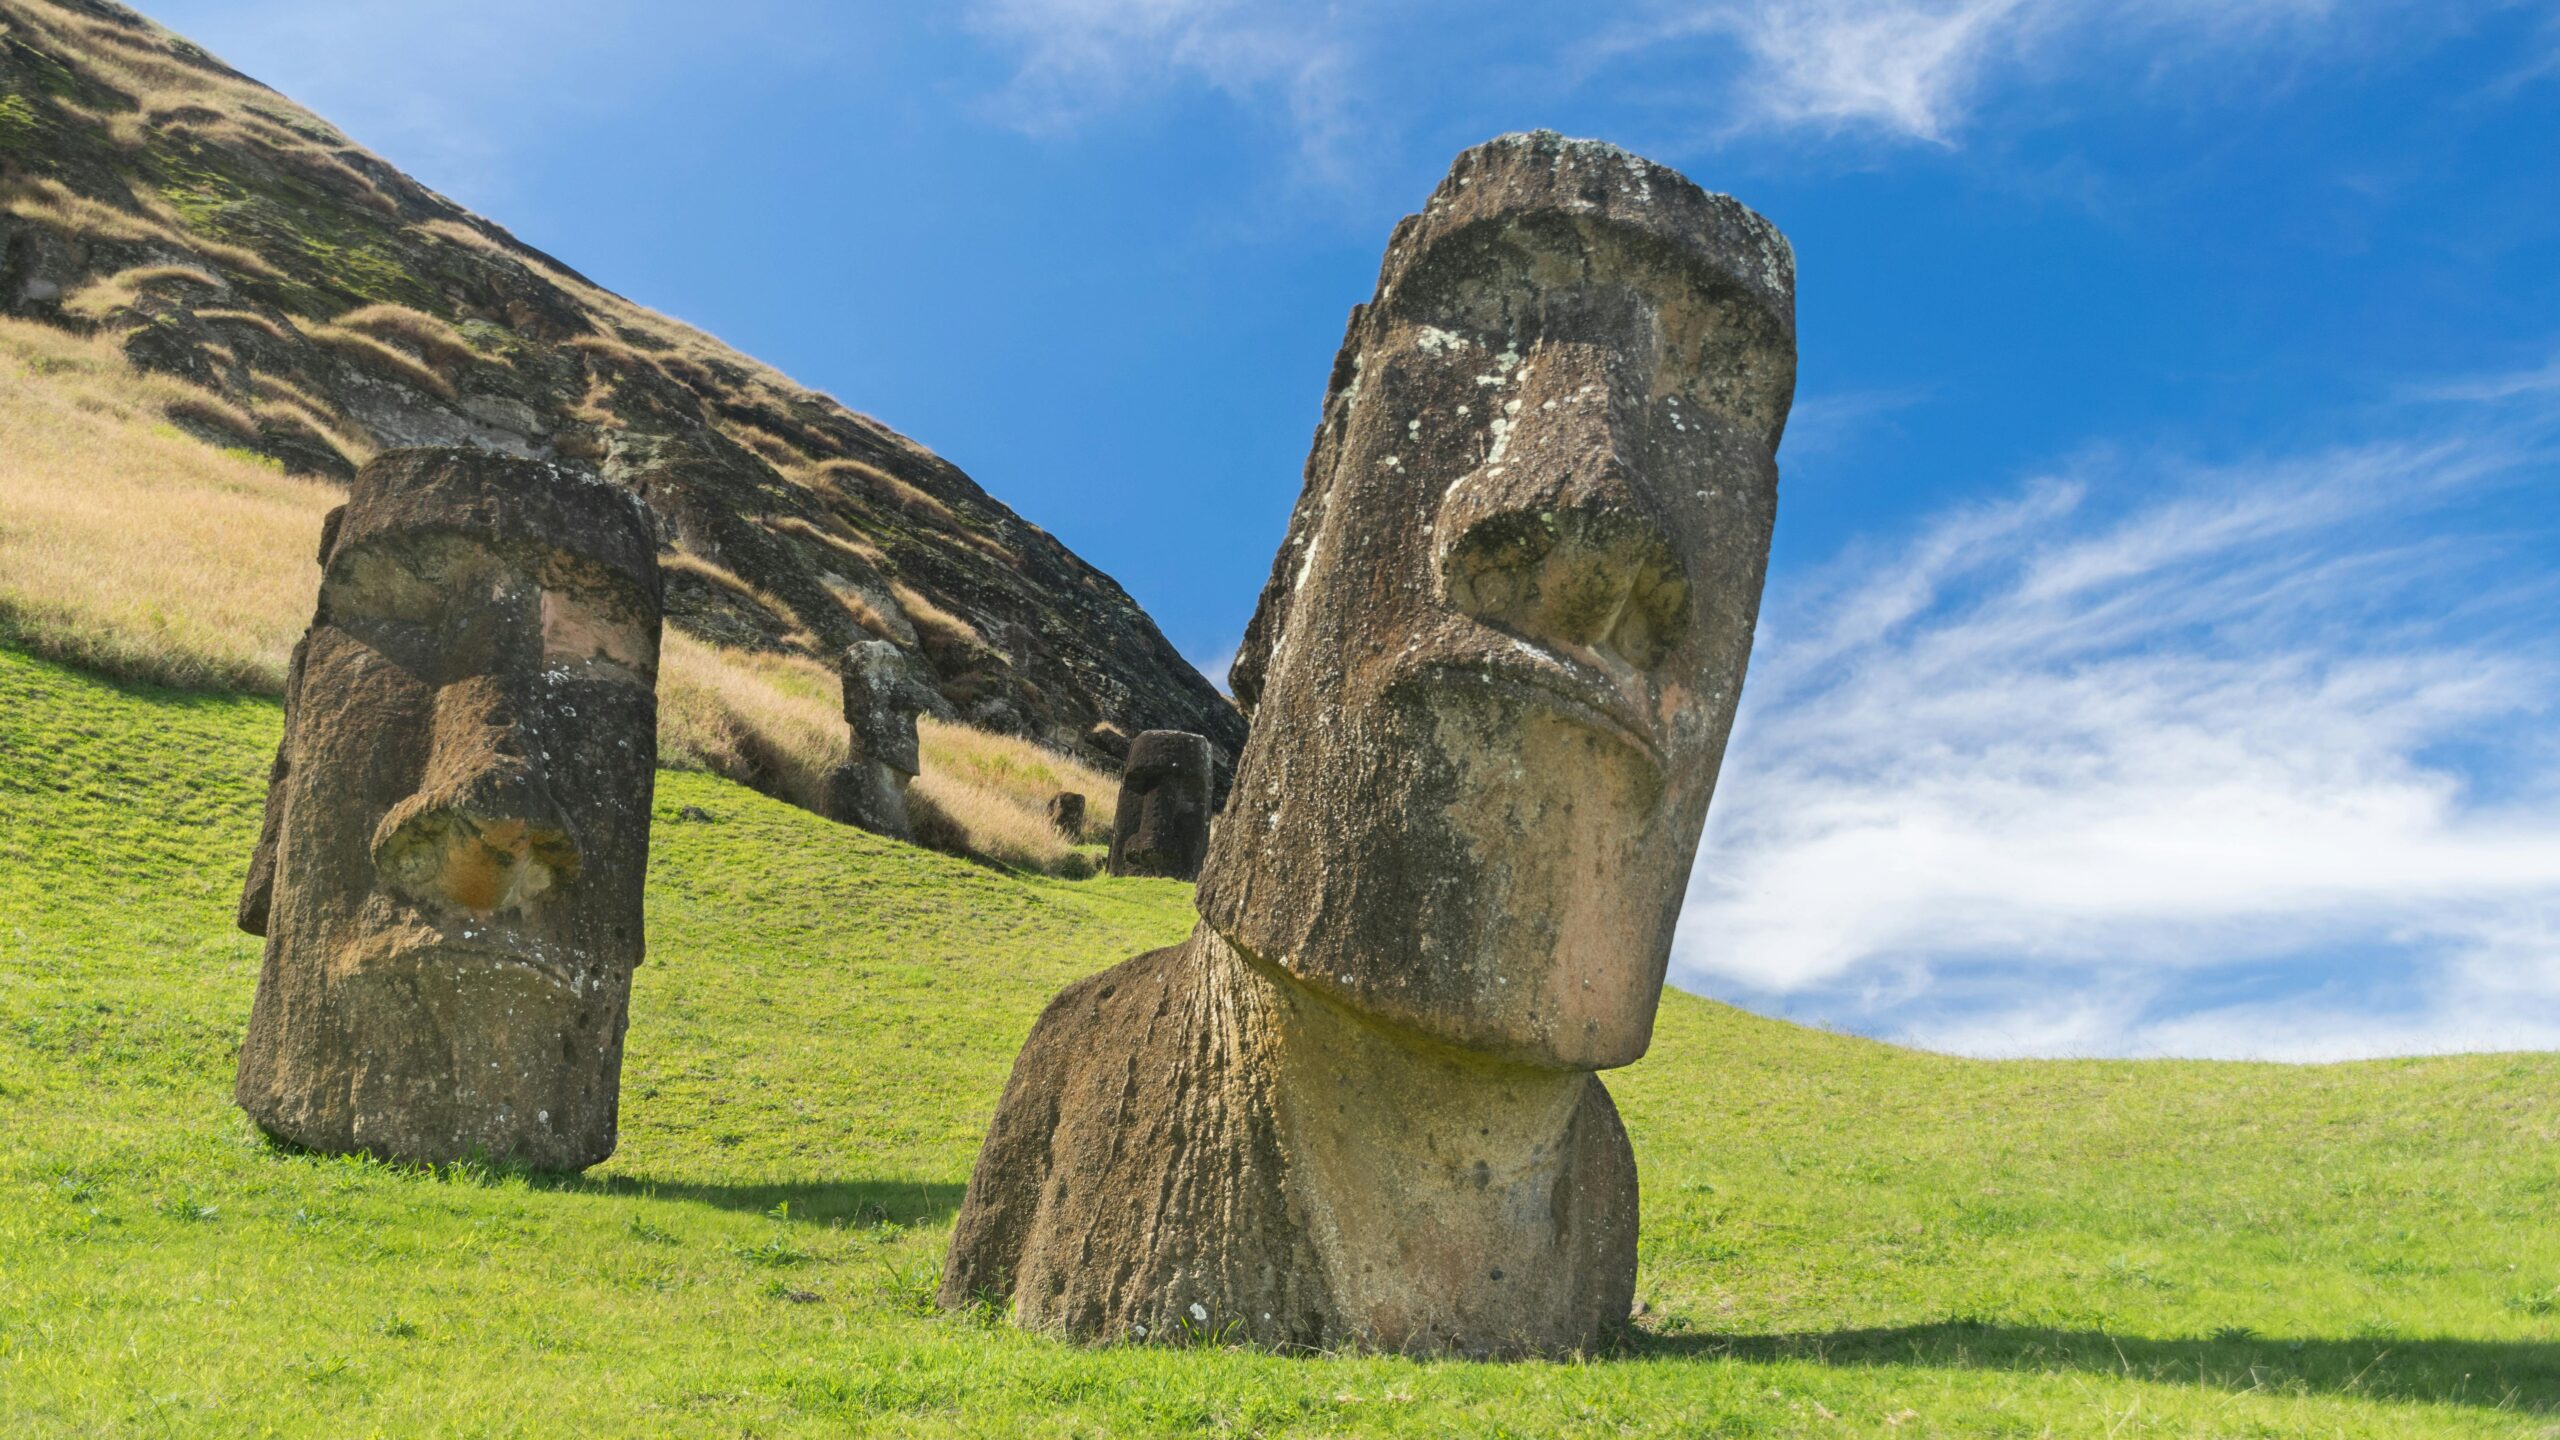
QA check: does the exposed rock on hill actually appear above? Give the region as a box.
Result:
[0,0,1242,769]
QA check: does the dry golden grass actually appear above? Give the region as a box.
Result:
[59,263,223,321]
[661,552,802,628]
[0,317,333,690]
[659,636,1116,873]
[245,372,375,463]
[2,176,284,280]
[334,303,476,370]
[0,313,1119,871]
[198,307,293,343]
[303,323,458,399]
[876,470,962,529]
[725,420,810,472]
[657,635,845,811]
[891,580,985,652]
[10,1,397,212]
[918,716,1118,846]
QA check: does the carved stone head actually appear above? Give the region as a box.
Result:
[1107,730,1213,880]
[843,637,925,778]
[235,446,662,1170]
[1200,132,1795,1072]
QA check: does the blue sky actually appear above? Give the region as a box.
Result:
[146,0,2559,1059]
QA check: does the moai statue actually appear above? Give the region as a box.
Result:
[1105,730,1213,880]
[1047,791,1087,840]
[235,447,663,1172]
[825,638,931,840]
[940,132,1794,1357]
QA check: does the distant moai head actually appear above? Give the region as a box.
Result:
[235,446,663,1171]
[1202,130,1796,1072]
[1047,791,1087,840]
[827,638,929,838]
[843,638,924,777]
[1108,730,1213,879]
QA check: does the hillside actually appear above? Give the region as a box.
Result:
[3,639,2555,1438]
[0,0,1243,771]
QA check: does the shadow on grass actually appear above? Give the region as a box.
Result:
[576,1174,965,1227]
[1631,1321,2560,1411]
[247,1134,962,1227]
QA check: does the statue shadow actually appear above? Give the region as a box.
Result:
[242,1130,962,1226]
[566,1173,965,1227]
[1626,1322,2560,1411]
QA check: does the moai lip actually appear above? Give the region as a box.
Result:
[941,131,1794,1358]
[234,446,663,1173]
[1106,730,1213,880]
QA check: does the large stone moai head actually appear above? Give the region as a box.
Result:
[1107,730,1214,879]
[1203,130,1795,1071]
[826,638,928,839]
[235,447,663,1171]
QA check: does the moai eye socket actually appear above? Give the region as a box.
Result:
[539,585,656,686]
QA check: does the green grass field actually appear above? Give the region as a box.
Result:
[2,639,2556,1437]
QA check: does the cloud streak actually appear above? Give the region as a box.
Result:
[1676,378,2560,1059]
[963,0,2450,155]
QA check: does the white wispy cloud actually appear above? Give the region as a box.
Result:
[961,0,1358,169]
[1779,387,1933,459]
[1183,640,1240,697]
[1675,373,2560,1060]
[1597,0,2368,144]
[963,0,2442,155]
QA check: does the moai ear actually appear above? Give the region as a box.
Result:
[316,504,347,570]
[237,631,312,936]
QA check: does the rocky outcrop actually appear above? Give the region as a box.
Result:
[0,0,1241,772]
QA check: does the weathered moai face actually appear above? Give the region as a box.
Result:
[1201,132,1795,1072]
[844,638,923,777]
[1108,730,1214,879]
[1047,790,1087,839]
[236,447,662,1170]
[827,638,929,838]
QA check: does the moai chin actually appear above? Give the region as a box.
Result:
[940,132,1794,1357]
[1105,730,1212,880]
[235,447,663,1172]
[825,638,928,840]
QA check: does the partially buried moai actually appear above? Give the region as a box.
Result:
[1105,730,1213,880]
[1047,791,1086,840]
[235,447,664,1172]
[939,132,1794,1357]
[826,638,930,840]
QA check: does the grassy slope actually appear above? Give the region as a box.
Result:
[0,642,2555,1438]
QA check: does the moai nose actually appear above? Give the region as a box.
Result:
[1438,464,1690,677]
[1433,344,1693,677]
[372,675,582,916]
